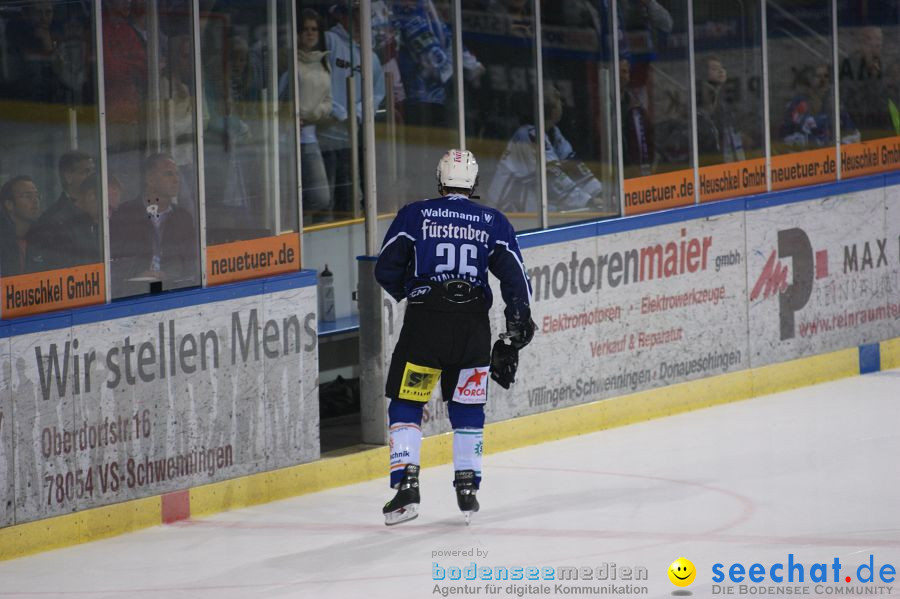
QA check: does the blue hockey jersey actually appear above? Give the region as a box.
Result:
[374,194,532,321]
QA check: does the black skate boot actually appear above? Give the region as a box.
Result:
[383,464,420,526]
[454,470,480,525]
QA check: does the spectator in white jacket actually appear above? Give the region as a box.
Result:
[283,9,334,220]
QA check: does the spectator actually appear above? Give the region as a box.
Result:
[158,33,203,213]
[0,176,42,276]
[487,85,604,213]
[204,34,253,218]
[621,0,673,39]
[103,0,149,200]
[103,0,146,132]
[620,59,653,177]
[391,0,454,126]
[487,0,533,38]
[373,1,405,115]
[319,2,386,216]
[696,56,745,165]
[28,173,101,270]
[58,150,95,203]
[282,9,332,221]
[53,5,93,104]
[109,153,198,296]
[841,26,887,136]
[5,2,61,102]
[39,150,95,226]
[779,64,860,148]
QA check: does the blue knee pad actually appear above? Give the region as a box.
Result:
[448,401,485,430]
[388,398,424,426]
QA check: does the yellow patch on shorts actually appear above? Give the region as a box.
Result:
[398,362,441,401]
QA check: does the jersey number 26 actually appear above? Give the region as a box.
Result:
[435,242,478,278]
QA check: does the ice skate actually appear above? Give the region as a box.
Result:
[454,470,480,525]
[383,464,420,526]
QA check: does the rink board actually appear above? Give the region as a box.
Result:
[0,336,893,561]
[0,272,319,529]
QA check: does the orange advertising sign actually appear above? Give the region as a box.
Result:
[624,168,695,215]
[770,147,836,191]
[1,263,105,319]
[698,158,767,203]
[207,232,301,286]
[840,136,900,179]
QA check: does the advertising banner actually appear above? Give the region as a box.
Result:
[699,158,767,203]
[624,169,696,215]
[206,233,301,286]
[770,148,837,191]
[840,136,900,179]
[1,263,105,319]
[3,283,318,524]
[746,189,900,367]
[491,214,749,422]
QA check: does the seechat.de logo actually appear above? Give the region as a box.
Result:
[669,557,696,587]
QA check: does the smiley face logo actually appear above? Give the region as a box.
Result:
[668,557,696,587]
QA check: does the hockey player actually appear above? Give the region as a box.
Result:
[374,149,535,526]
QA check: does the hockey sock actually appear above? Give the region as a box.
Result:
[388,399,424,488]
[448,401,485,489]
[452,428,483,488]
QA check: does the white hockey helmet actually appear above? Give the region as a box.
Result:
[436,149,478,192]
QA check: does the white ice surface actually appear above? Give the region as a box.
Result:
[1,369,898,598]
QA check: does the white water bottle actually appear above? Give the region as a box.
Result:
[319,264,336,322]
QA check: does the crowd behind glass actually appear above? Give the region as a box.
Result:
[0,0,898,310]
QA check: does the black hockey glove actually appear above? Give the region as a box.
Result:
[504,318,536,350]
[490,340,519,389]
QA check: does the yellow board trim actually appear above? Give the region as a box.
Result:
[0,339,893,561]
[0,496,161,561]
[882,337,900,370]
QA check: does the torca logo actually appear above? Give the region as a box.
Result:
[750,228,828,340]
[457,369,487,396]
[453,368,488,403]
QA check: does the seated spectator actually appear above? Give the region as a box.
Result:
[28,173,101,270]
[109,153,198,296]
[779,64,860,148]
[487,85,604,213]
[32,150,95,234]
[0,176,42,276]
